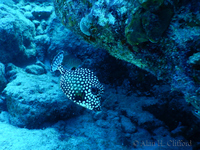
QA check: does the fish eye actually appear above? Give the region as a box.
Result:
[91,86,99,95]
[71,67,76,71]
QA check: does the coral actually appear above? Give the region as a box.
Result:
[80,13,93,36]
[54,0,200,119]
[125,12,148,45]
[137,0,164,12]
[142,8,173,43]
[188,52,200,66]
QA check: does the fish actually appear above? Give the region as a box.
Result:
[51,51,104,111]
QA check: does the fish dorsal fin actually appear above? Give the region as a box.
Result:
[51,51,64,72]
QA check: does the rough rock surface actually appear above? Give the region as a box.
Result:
[25,63,47,75]
[0,62,7,92]
[3,65,83,128]
[0,4,36,64]
[120,115,136,133]
[34,35,50,62]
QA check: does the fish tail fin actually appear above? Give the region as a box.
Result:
[51,51,64,72]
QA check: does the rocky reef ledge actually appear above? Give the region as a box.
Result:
[54,0,200,117]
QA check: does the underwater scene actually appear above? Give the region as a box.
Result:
[0,0,200,149]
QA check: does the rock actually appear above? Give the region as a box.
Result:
[25,64,46,75]
[24,0,52,3]
[35,61,46,70]
[3,69,83,128]
[138,0,164,12]
[0,0,14,5]
[188,52,200,65]
[0,4,36,64]
[0,96,6,113]
[32,20,40,28]
[0,111,9,123]
[22,5,33,12]
[6,63,19,82]
[95,120,109,128]
[24,48,37,60]
[92,111,107,121]
[24,12,34,20]
[36,25,44,35]
[34,35,50,61]
[40,20,48,31]
[32,5,53,20]
[36,20,49,35]
[120,115,136,133]
[0,62,7,92]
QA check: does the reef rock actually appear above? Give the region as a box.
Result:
[31,5,54,20]
[3,65,83,128]
[34,35,50,62]
[120,115,136,133]
[0,62,7,92]
[25,63,46,75]
[54,0,200,118]
[0,4,36,64]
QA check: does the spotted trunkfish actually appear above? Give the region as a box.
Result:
[51,51,104,111]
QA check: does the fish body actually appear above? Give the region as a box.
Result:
[51,51,104,111]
